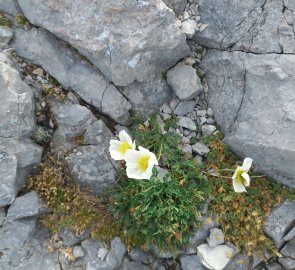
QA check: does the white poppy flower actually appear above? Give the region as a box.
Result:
[109,130,136,160]
[125,146,158,180]
[232,157,253,193]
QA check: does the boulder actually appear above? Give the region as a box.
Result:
[50,100,117,194]
[194,0,295,54]
[0,26,13,49]
[11,27,131,125]
[281,238,295,258]
[264,201,295,248]
[201,50,295,187]
[17,0,189,86]
[167,63,202,100]
[121,76,172,119]
[192,142,210,156]
[6,191,39,222]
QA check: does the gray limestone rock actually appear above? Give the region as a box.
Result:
[266,262,283,270]
[129,248,149,264]
[0,138,42,191]
[224,252,251,270]
[180,255,205,270]
[283,226,295,242]
[6,191,39,222]
[0,53,35,139]
[121,76,172,119]
[202,125,216,136]
[177,116,196,130]
[81,239,104,260]
[162,0,186,16]
[201,50,295,187]
[59,229,80,247]
[50,100,113,150]
[192,142,210,156]
[17,0,189,86]
[264,201,295,248]
[0,0,20,16]
[167,63,202,100]
[174,100,196,116]
[122,259,149,270]
[11,27,131,125]
[207,228,224,248]
[281,238,295,258]
[0,26,13,49]
[66,145,116,194]
[0,153,17,207]
[0,218,36,251]
[278,257,295,270]
[194,0,295,54]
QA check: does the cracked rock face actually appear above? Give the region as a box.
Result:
[17,0,189,86]
[0,52,42,207]
[194,0,295,54]
[11,27,132,125]
[201,50,295,187]
[50,99,117,194]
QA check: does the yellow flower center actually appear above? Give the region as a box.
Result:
[138,155,150,172]
[119,141,132,154]
[235,168,247,185]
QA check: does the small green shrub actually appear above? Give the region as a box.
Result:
[112,176,202,250]
[111,114,211,250]
[32,125,50,145]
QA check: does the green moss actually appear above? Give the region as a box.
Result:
[0,13,11,28]
[15,13,29,26]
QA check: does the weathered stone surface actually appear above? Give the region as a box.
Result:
[264,201,295,248]
[0,0,20,16]
[86,237,126,270]
[167,63,202,100]
[121,76,172,119]
[177,116,196,130]
[194,0,295,54]
[207,228,224,248]
[0,138,42,190]
[51,100,117,193]
[174,100,196,116]
[17,0,189,86]
[281,238,295,258]
[0,26,13,49]
[182,20,198,39]
[0,153,17,207]
[122,259,149,270]
[81,239,104,260]
[201,50,295,187]
[192,142,210,156]
[180,255,205,270]
[278,257,295,270]
[50,100,113,150]
[186,215,220,254]
[283,226,295,242]
[129,248,149,264]
[266,262,283,270]
[224,252,251,270]
[0,54,35,138]
[0,219,36,251]
[11,27,131,124]
[162,0,186,16]
[197,244,235,270]
[66,145,116,194]
[6,191,39,222]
